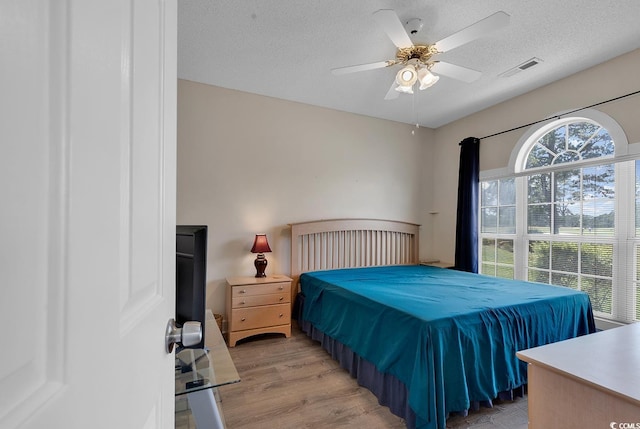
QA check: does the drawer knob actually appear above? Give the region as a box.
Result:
[241,317,246,322]
[240,301,246,305]
[279,313,283,318]
[278,286,284,290]
[239,289,246,294]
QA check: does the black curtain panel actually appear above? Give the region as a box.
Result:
[454,137,480,273]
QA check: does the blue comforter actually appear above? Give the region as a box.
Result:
[300,265,595,429]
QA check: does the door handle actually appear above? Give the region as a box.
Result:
[165,318,202,353]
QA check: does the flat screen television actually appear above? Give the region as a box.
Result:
[176,225,207,349]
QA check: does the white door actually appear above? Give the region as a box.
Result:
[0,1,177,428]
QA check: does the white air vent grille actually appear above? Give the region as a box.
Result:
[499,57,543,78]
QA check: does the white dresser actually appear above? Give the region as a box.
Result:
[517,323,640,429]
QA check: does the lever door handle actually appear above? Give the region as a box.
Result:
[165,318,202,353]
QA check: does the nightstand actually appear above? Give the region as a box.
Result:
[420,259,454,269]
[225,275,292,347]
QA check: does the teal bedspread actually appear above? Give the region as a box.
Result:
[300,265,595,429]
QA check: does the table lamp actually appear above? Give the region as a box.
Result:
[251,234,272,277]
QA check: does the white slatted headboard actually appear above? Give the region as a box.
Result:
[290,219,420,298]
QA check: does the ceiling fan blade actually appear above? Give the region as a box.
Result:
[372,9,413,49]
[431,61,482,83]
[331,61,391,75]
[434,11,510,53]
[384,81,400,100]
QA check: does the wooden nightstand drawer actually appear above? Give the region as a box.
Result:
[231,281,290,298]
[232,293,289,308]
[230,304,290,331]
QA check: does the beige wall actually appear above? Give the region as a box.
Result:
[177,80,433,316]
[429,48,640,264]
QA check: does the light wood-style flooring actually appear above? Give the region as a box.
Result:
[177,322,529,429]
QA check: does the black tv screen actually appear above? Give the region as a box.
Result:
[176,225,207,349]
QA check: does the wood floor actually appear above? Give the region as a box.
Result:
[178,322,529,429]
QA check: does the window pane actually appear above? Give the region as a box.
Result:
[636,245,640,282]
[497,266,514,279]
[528,268,549,283]
[568,122,600,151]
[528,174,551,203]
[551,242,578,273]
[499,178,516,205]
[636,247,640,321]
[583,199,614,236]
[498,207,516,234]
[528,240,549,269]
[552,272,579,289]
[636,285,640,321]
[553,151,581,165]
[583,164,615,200]
[497,239,514,264]
[528,204,551,234]
[481,181,498,206]
[636,201,640,237]
[482,238,496,262]
[582,277,612,314]
[539,126,566,154]
[480,178,516,281]
[554,202,580,235]
[482,263,496,276]
[637,160,640,237]
[581,243,613,277]
[526,144,554,169]
[582,128,614,159]
[481,208,497,233]
[554,169,580,203]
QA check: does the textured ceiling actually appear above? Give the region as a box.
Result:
[178,0,640,128]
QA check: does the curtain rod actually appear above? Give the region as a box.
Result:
[478,89,640,141]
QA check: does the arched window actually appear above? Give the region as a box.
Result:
[480,110,637,325]
[524,120,614,169]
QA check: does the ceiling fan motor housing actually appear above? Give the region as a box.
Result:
[396,45,439,66]
[405,18,423,35]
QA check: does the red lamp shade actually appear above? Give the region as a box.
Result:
[250,234,272,254]
[251,234,271,277]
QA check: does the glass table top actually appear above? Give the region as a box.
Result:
[175,310,240,396]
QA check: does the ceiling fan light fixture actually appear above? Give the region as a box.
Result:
[417,67,440,90]
[394,84,414,94]
[395,65,418,90]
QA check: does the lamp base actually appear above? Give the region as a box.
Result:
[254,254,267,277]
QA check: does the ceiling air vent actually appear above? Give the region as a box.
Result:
[499,57,543,78]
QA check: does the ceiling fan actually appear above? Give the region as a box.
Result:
[332,10,510,100]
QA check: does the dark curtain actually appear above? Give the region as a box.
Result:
[454,137,480,273]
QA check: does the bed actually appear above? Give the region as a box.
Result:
[290,219,596,429]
